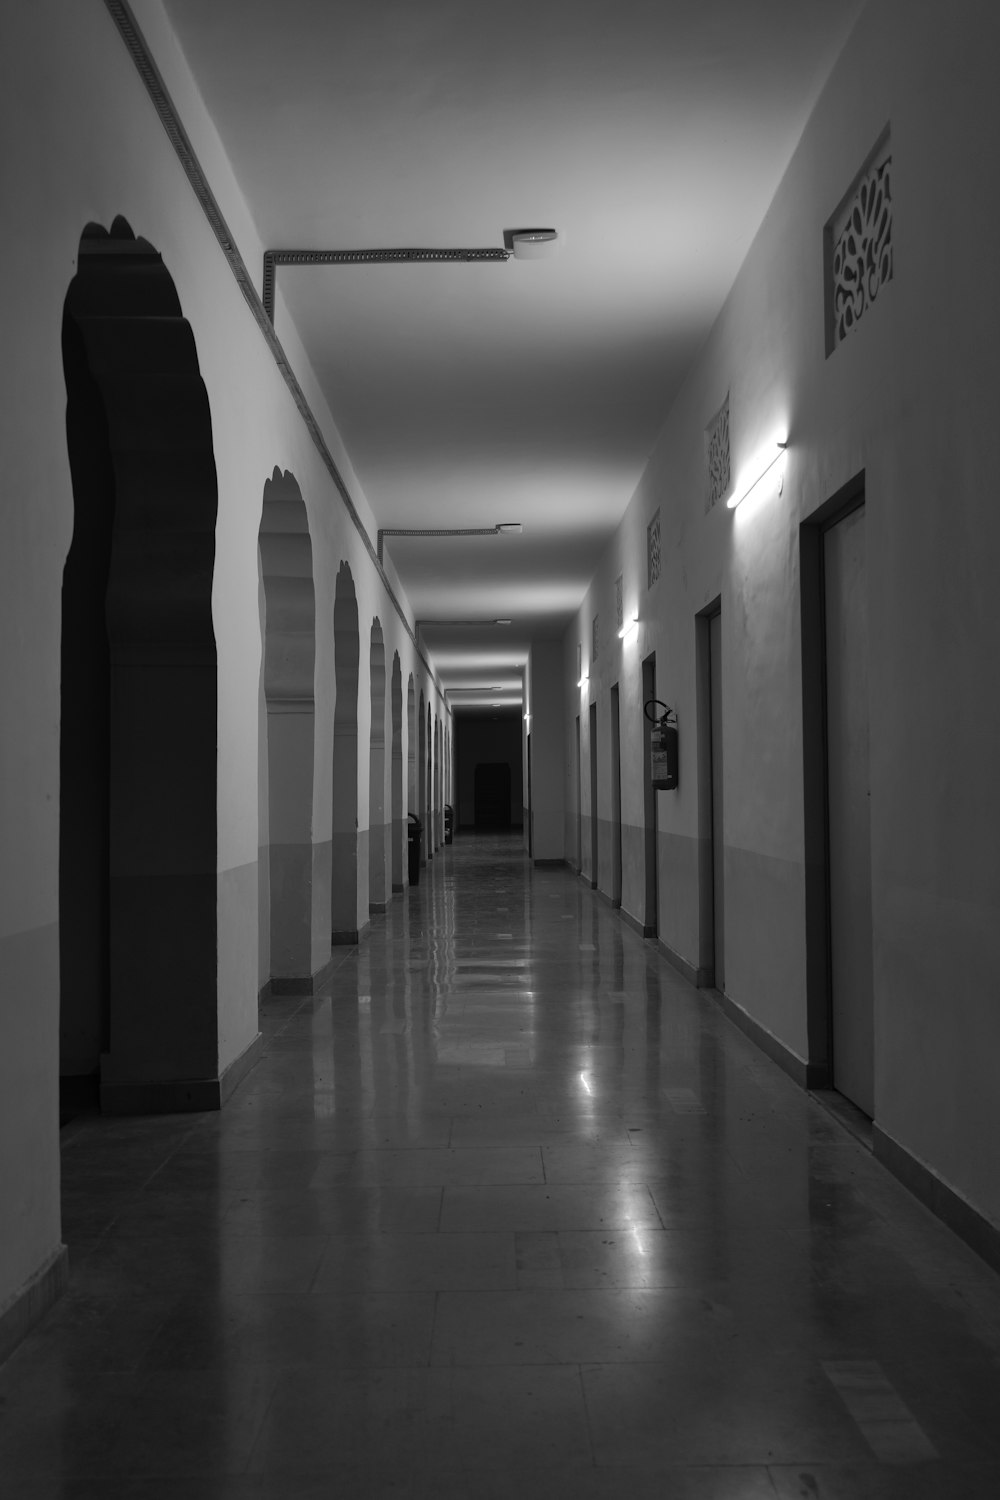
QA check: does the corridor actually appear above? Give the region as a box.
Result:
[3,834,1000,1497]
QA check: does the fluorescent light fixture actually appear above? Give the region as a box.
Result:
[578,672,589,688]
[496,522,523,535]
[727,441,787,510]
[496,619,512,625]
[618,614,638,640]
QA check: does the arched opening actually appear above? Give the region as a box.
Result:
[418,690,427,866]
[426,702,433,863]
[406,675,416,885]
[60,218,220,1114]
[435,715,443,850]
[332,563,362,943]
[258,468,322,989]
[368,619,388,913]
[391,654,404,892]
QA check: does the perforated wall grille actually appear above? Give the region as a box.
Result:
[647,511,661,590]
[615,575,624,633]
[826,134,893,353]
[706,393,731,511]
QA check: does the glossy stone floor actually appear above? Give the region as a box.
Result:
[4,835,1000,1498]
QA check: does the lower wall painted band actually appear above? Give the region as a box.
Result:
[533,858,568,869]
[100,1031,263,1115]
[0,1245,69,1368]
[873,1125,1000,1276]
[369,900,390,915]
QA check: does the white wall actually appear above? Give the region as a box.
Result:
[565,0,1000,1230]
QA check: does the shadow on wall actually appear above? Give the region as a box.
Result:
[59,216,220,1116]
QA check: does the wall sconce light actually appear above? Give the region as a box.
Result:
[727,440,788,510]
[578,672,589,689]
[618,614,639,640]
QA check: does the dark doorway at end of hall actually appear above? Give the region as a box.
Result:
[455,711,523,832]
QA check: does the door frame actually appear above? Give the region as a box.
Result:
[800,469,866,1090]
[695,598,721,987]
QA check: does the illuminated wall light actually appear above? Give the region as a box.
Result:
[618,614,639,640]
[727,440,788,510]
[578,672,589,689]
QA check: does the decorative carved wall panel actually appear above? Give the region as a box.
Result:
[827,136,893,352]
[706,394,731,510]
[647,510,661,590]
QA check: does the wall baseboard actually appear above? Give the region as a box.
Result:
[257,978,273,1004]
[391,884,405,895]
[100,1032,263,1116]
[594,887,622,912]
[220,1031,265,1105]
[331,920,371,946]
[532,858,567,869]
[873,1125,1000,1276]
[369,900,390,915]
[0,1245,69,1369]
[709,986,817,1091]
[654,936,713,990]
[271,949,344,996]
[618,906,656,940]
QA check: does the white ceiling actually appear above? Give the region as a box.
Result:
[164,0,863,705]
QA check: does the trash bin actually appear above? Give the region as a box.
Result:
[444,804,453,844]
[407,813,422,886]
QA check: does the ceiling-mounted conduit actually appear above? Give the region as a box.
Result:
[263,247,510,323]
[377,524,522,564]
[100,0,447,698]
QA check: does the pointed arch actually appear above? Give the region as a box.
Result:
[258,468,325,989]
[418,690,427,866]
[368,619,389,912]
[391,654,404,892]
[60,217,223,1112]
[332,562,363,942]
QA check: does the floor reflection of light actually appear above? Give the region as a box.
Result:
[629,1222,648,1258]
[579,1072,592,1095]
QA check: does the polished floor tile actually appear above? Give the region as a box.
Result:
[4,832,1000,1495]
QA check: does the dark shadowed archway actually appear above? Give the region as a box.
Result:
[60,217,220,1113]
[418,690,427,867]
[390,654,403,893]
[332,562,362,942]
[368,619,388,912]
[258,468,324,990]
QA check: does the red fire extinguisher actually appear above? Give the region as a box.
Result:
[644,698,678,791]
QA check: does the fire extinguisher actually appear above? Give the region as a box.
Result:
[644,698,678,790]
